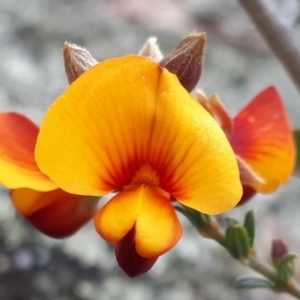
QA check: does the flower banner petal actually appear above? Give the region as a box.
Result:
[230,87,295,193]
[36,55,242,214]
[135,185,182,258]
[11,188,99,238]
[0,112,56,191]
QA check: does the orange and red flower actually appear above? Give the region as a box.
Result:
[35,55,242,276]
[197,86,296,204]
[1,32,295,276]
[0,112,99,238]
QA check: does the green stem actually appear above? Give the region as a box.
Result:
[247,256,300,298]
[176,206,300,298]
[206,220,300,299]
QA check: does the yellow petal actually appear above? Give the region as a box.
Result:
[94,185,142,243]
[134,185,182,258]
[0,112,56,191]
[95,184,181,258]
[230,87,295,193]
[36,55,242,214]
[11,188,99,238]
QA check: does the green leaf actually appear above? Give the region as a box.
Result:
[234,276,274,290]
[175,205,211,232]
[280,253,299,265]
[274,253,299,283]
[243,210,255,247]
[293,129,300,175]
[225,225,251,260]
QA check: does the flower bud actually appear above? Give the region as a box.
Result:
[271,239,298,283]
[159,32,206,92]
[63,42,98,84]
[271,239,288,261]
[138,37,163,62]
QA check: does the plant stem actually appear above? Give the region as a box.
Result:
[176,206,300,297]
[206,222,300,299]
[247,256,300,298]
[237,0,300,93]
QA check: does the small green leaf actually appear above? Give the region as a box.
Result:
[293,129,300,175]
[280,253,299,265]
[175,205,211,232]
[234,276,274,290]
[225,225,251,260]
[274,253,299,283]
[243,210,255,247]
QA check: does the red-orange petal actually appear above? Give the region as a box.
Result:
[0,112,56,191]
[230,87,295,193]
[115,227,158,277]
[11,188,99,238]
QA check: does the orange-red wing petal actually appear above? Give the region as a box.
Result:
[230,87,295,193]
[36,55,242,214]
[11,188,99,238]
[0,112,56,191]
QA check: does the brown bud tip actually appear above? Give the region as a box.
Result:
[138,37,163,62]
[159,32,206,92]
[272,239,289,261]
[63,42,98,84]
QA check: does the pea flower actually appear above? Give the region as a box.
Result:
[35,50,242,275]
[0,112,99,237]
[197,87,296,204]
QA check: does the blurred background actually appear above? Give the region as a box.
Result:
[1,0,300,299]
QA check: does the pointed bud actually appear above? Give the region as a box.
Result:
[63,42,98,84]
[138,37,163,63]
[271,239,298,283]
[159,32,206,92]
[272,239,289,261]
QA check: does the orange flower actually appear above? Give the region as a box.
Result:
[36,55,242,276]
[197,87,296,204]
[0,112,99,237]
